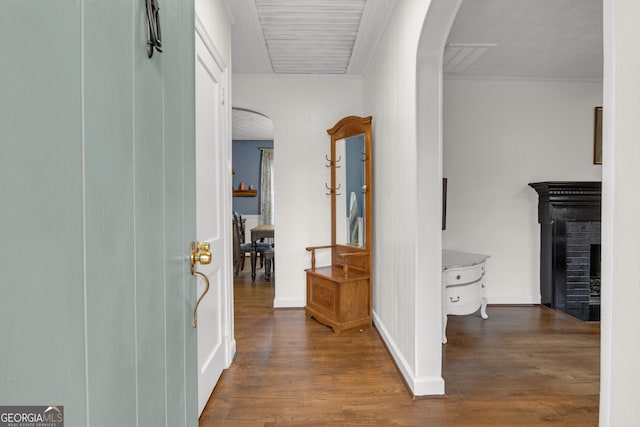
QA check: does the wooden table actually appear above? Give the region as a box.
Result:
[250,224,274,280]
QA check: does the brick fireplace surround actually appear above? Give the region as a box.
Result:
[529,182,602,321]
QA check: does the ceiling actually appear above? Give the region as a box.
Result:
[226,0,396,75]
[229,0,603,139]
[445,0,603,80]
[233,108,274,140]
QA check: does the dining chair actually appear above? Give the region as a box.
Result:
[233,212,271,276]
[263,247,275,280]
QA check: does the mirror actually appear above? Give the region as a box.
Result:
[335,134,366,247]
[327,116,372,257]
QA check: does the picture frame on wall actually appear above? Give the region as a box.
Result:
[594,106,603,165]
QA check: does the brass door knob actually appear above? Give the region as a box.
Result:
[191,241,212,268]
[198,252,212,265]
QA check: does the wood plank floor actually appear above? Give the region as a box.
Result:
[200,271,600,426]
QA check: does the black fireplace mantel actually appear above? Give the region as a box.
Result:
[529,181,602,321]
[529,181,601,224]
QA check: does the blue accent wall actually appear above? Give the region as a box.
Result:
[232,140,273,214]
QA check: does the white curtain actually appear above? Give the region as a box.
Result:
[260,148,274,225]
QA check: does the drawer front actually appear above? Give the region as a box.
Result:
[445,280,483,315]
[443,263,484,286]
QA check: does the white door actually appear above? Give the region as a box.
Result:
[195,28,232,415]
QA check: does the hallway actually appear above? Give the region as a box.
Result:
[200,272,599,426]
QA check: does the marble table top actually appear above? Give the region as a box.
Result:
[443,250,490,270]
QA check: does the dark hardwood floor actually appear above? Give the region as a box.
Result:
[200,270,600,426]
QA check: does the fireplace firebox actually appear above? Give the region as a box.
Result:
[529,181,601,321]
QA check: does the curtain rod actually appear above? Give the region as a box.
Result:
[257,147,272,150]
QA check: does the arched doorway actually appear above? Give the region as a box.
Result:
[231,107,275,279]
[416,1,613,423]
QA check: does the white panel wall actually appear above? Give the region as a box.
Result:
[443,79,602,303]
[600,0,640,424]
[364,0,425,384]
[241,214,260,243]
[232,76,365,307]
[365,0,456,396]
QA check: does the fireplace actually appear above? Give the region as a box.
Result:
[529,181,601,321]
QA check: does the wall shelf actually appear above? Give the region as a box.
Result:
[233,189,257,197]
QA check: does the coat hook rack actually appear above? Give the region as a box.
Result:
[325,183,342,196]
[325,154,342,168]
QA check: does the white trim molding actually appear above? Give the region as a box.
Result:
[273,298,305,308]
[373,310,445,396]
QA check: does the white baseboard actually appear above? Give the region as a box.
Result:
[273,298,305,308]
[372,310,445,396]
[488,295,540,305]
[226,338,237,368]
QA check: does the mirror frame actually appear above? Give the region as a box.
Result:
[327,116,373,270]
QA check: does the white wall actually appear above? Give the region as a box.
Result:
[364,0,461,396]
[443,79,603,303]
[600,0,640,424]
[232,76,365,307]
[364,0,424,391]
